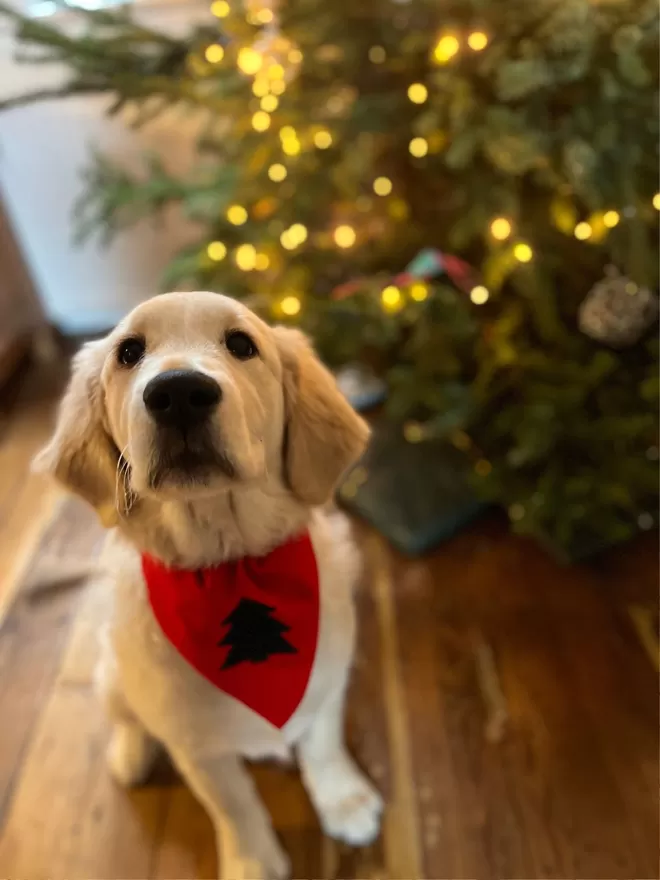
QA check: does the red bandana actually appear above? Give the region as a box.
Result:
[142,532,320,728]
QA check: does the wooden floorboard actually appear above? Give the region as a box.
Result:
[0,364,657,879]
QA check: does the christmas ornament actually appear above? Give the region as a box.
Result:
[579,269,659,347]
[143,532,319,728]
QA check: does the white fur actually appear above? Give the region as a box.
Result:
[38,293,382,879]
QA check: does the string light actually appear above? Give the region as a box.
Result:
[252,77,269,97]
[514,242,533,262]
[490,217,512,241]
[288,223,308,244]
[381,285,403,312]
[475,459,492,476]
[288,48,303,63]
[260,94,278,112]
[280,125,296,141]
[470,285,489,304]
[280,230,296,250]
[205,44,224,63]
[603,210,620,228]
[234,243,256,271]
[254,7,272,23]
[314,129,333,149]
[410,282,428,302]
[574,221,592,240]
[237,47,263,75]
[368,45,386,63]
[433,35,459,64]
[373,177,392,196]
[268,163,287,182]
[653,193,660,210]
[409,137,428,157]
[255,252,270,270]
[281,295,301,316]
[267,63,285,80]
[210,0,229,17]
[334,225,356,248]
[467,31,489,51]
[207,241,227,261]
[270,79,286,95]
[407,83,428,104]
[226,204,248,225]
[282,139,301,156]
[252,110,271,131]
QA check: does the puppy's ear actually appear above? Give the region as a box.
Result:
[274,327,370,505]
[34,340,120,526]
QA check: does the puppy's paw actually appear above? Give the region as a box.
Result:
[219,835,290,880]
[304,757,383,846]
[107,722,158,788]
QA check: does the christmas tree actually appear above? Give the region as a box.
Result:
[220,598,296,669]
[1,0,658,560]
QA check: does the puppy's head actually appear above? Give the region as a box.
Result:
[37,292,368,524]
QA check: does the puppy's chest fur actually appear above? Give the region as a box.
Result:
[104,508,359,760]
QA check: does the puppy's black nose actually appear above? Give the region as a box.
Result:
[143,370,221,427]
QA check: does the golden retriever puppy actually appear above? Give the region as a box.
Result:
[36,291,382,879]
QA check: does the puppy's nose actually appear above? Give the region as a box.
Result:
[143,370,221,427]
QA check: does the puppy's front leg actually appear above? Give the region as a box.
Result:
[298,687,383,845]
[172,750,290,880]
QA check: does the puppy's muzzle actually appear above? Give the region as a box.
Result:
[143,369,221,429]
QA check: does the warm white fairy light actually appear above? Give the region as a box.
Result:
[205,44,224,63]
[237,47,263,75]
[490,217,512,240]
[267,63,285,80]
[409,137,428,157]
[210,0,229,17]
[314,129,333,149]
[373,176,392,196]
[288,48,303,64]
[255,252,270,270]
[603,210,620,228]
[252,110,271,132]
[227,204,248,225]
[268,163,287,182]
[260,94,278,112]
[334,225,356,248]
[234,244,256,271]
[653,193,660,210]
[288,223,308,244]
[514,242,533,262]
[574,221,592,240]
[252,81,268,99]
[381,285,403,312]
[280,295,301,316]
[467,31,488,51]
[407,83,428,104]
[470,285,489,304]
[433,34,459,64]
[207,241,227,261]
[410,282,428,302]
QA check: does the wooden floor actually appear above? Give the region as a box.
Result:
[0,362,658,880]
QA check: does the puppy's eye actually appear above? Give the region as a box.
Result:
[117,337,145,367]
[226,330,258,360]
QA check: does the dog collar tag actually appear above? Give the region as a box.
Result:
[142,532,320,728]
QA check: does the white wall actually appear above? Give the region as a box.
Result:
[0,3,211,332]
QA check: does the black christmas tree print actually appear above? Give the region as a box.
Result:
[219,598,297,670]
